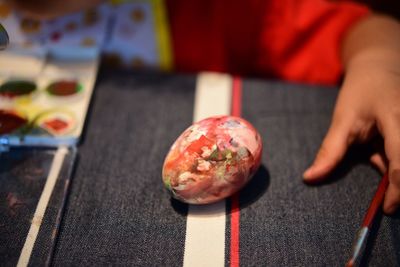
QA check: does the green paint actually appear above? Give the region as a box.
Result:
[207,147,234,162]
[163,177,172,190]
[0,80,36,97]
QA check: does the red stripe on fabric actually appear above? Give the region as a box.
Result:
[230,76,242,267]
[230,193,240,267]
[231,77,242,117]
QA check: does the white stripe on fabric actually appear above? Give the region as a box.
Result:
[183,72,232,267]
[193,72,232,123]
[17,146,68,267]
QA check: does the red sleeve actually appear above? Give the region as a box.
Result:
[257,0,370,85]
[166,1,276,75]
[166,0,370,85]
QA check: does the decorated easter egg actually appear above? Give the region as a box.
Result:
[162,115,262,204]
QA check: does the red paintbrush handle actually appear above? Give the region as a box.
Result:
[362,173,389,228]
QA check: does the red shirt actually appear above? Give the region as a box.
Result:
[166,0,370,85]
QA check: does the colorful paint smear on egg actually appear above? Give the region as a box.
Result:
[162,115,262,204]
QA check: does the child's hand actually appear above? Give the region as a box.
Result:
[303,15,400,214]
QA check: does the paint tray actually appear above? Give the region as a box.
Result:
[0,56,99,150]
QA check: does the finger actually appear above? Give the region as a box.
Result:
[303,118,351,183]
[370,152,388,174]
[383,170,400,214]
[380,119,400,214]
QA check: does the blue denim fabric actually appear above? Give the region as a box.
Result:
[47,72,400,266]
[0,148,76,266]
[53,71,194,266]
[239,80,400,266]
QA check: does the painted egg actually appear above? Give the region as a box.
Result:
[162,115,262,204]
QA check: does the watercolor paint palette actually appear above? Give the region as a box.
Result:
[0,57,99,149]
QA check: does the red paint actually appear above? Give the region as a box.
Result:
[230,76,242,267]
[47,81,80,96]
[43,118,69,133]
[186,135,214,154]
[0,110,27,134]
[362,173,389,228]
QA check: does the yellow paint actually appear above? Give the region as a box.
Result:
[14,103,43,121]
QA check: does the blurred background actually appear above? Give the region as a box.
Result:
[357,0,400,19]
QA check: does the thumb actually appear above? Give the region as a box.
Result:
[303,119,351,183]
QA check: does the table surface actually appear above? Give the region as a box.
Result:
[2,70,400,266]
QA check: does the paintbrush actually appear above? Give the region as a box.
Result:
[345,172,389,267]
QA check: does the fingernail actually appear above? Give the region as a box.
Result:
[384,203,398,215]
[303,168,313,179]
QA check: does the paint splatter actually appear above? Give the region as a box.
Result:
[131,8,145,22]
[6,192,27,216]
[20,18,41,34]
[80,37,96,47]
[83,9,99,26]
[50,31,62,42]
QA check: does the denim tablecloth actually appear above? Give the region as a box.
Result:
[6,71,398,266]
